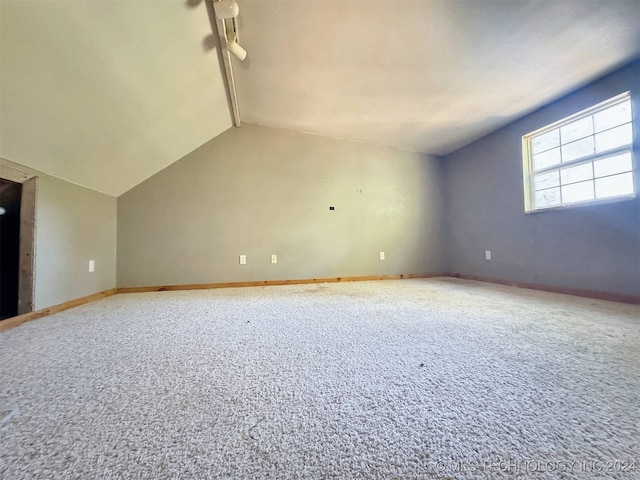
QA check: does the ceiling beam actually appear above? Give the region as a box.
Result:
[210,0,241,127]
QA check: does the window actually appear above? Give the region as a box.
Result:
[522,92,634,212]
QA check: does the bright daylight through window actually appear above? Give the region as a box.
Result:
[523,92,635,211]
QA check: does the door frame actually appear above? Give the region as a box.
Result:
[0,163,36,315]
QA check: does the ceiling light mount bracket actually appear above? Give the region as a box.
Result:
[214,1,246,62]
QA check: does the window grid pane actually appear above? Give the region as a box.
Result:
[534,170,560,191]
[595,173,634,199]
[593,153,633,178]
[560,116,594,145]
[535,187,561,208]
[526,95,634,210]
[595,123,633,153]
[560,162,593,185]
[560,136,595,163]
[561,180,595,204]
[532,129,560,154]
[593,102,632,132]
[533,147,561,170]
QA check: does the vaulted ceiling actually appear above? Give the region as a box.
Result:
[0,0,232,196]
[235,0,640,155]
[1,0,639,197]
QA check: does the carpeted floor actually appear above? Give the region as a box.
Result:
[1,278,639,479]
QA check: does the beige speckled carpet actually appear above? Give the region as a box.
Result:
[1,278,639,479]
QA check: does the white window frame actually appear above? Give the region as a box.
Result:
[522,92,635,212]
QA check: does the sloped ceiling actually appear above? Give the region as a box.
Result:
[0,0,232,196]
[1,1,639,197]
[234,0,640,155]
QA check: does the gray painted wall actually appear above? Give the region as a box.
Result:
[444,61,640,297]
[6,62,636,303]
[1,158,117,310]
[117,124,445,288]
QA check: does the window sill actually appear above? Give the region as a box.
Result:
[525,193,636,214]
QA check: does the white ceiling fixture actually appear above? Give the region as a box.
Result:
[213,0,239,19]
[213,0,248,127]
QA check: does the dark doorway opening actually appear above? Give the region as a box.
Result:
[1,179,22,319]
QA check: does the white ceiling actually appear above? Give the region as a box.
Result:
[1,1,639,196]
[0,0,232,196]
[234,0,640,155]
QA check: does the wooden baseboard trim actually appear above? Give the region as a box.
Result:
[116,274,435,294]
[0,276,434,332]
[445,273,640,305]
[0,289,117,333]
[3,274,634,332]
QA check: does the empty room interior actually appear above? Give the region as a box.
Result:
[1,0,639,478]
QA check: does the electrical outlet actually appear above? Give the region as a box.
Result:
[89,260,95,272]
[271,254,278,264]
[239,255,246,265]
[485,250,491,261]
[379,251,385,260]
